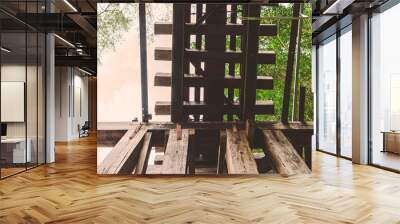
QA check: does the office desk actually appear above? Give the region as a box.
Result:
[382,131,400,154]
[1,138,31,164]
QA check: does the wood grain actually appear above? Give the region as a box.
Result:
[97,125,147,174]
[262,130,311,177]
[226,128,259,174]
[160,129,189,174]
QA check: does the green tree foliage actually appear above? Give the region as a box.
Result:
[257,4,313,122]
[223,4,312,121]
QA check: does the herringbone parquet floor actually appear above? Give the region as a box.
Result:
[1,135,400,224]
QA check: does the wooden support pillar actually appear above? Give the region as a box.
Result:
[171,4,185,122]
[228,4,238,121]
[242,4,261,121]
[299,86,306,123]
[194,3,203,121]
[281,4,301,123]
[204,4,226,121]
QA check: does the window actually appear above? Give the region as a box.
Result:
[370,3,400,171]
[317,35,337,154]
[339,27,352,158]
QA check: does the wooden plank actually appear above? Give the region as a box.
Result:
[154,47,172,61]
[154,72,273,89]
[186,48,275,64]
[160,129,190,174]
[262,129,311,177]
[134,132,152,175]
[155,100,274,116]
[225,128,259,174]
[154,72,172,86]
[154,22,172,35]
[97,125,147,174]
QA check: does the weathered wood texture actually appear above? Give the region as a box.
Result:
[134,133,152,175]
[262,129,311,177]
[161,129,190,174]
[97,125,147,174]
[226,128,259,174]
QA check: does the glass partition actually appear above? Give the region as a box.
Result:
[370,4,400,171]
[0,1,46,179]
[1,31,28,177]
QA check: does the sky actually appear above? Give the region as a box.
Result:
[98,4,172,122]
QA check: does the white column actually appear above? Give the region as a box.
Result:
[46,32,55,163]
[352,14,369,164]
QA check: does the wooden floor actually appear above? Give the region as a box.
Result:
[1,135,400,223]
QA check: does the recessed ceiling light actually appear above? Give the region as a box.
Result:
[54,34,75,48]
[78,67,93,76]
[1,47,11,53]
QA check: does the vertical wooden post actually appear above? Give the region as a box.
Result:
[171,4,185,122]
[299,86,306,123]
[194,4,203,121]
[281,4,301,123]
[204,4,226,121]
[242,4,261,121]
[139,3,149,122]
[228,4,238,121]
[183,4,191,121]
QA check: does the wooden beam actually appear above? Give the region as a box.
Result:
[186,48,275,64]
[134,132,152,175]
[154,47,172,61]
[155,100,274,116]
[97,125,147,174]
[225,128,259,174]
[154,72,273,89]
[155,23,277,36]
[154,22,172,35]
[160,129,190,174]
[262,129,311,177]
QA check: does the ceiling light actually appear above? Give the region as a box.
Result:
[63,0,78,12]
[1,47,11,53]
[0,47,11,53]
[54,34,75,48]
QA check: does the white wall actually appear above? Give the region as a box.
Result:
[55,67,89,141]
